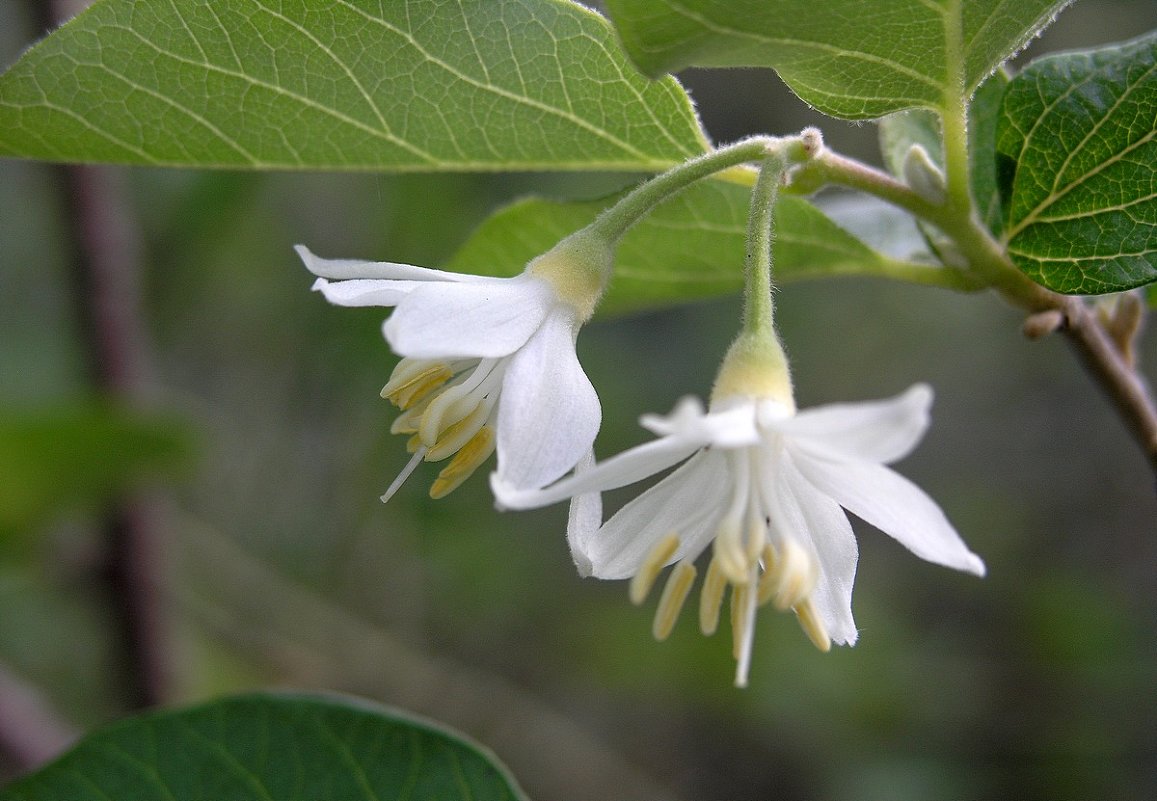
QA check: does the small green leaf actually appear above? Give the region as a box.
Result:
[997,33,1157,294]
[0,0,707,170]
[603,0,1070,118]
[0,693,527,801]
[0,406,189,537]
[449,181,959,315]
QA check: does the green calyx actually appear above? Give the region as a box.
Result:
[527,230,614,322]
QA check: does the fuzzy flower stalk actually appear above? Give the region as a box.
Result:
[298,138,802,500]
[493,155,985,686]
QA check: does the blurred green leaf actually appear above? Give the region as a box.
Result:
[0,406,189,536]
[0,0,707,170]
[448,181,948,315]
[0,693,527,801]
[603,0,1069,118]
[996,33,1157,294]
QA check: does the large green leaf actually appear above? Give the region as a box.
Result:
[0,694,527,801]
[0,0,707,170]
[448,181,961,315]
[996,33,1157,294]
[603,0,1070,118]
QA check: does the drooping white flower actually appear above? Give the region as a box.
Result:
[493,380,985,687]
[297,233,609,500]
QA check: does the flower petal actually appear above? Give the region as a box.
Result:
[588,449,730,579]
[642,397,761,448]
[491,430,705,510]
[311,277,419,307]
[778,451,859,645]
[793,452,986,576]
[494,309,600,490]
[778,384,933,464]
[565,449,601,578]
[296,245,487,283]
[384,276,554,359]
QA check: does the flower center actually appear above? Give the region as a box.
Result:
[379,356,505,501]
[628,447,832,687]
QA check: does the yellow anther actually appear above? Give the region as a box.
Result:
[713,518,750,585]
[652,561,697,641]
[428,426,496,499]
[426,403,490,461]
[629,533,680,606]
[770,538,817,611]
[405,432,423,453]
[794,598,831,653]
[730,583,752,660]
[699,557,728,636]
[756,543,780,606]
[391,407,422,435]
[382,361,453,409]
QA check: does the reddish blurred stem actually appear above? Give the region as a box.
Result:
[25,0,174,712]
[0,661,77,772]
[56,164,172,711]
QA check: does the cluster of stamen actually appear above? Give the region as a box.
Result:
[379,356,504,501]
[629,454,832,686]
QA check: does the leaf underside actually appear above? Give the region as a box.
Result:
[0,0,707,170]
[603,0,1071,118]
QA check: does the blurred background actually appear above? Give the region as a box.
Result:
[1,1,1155,799]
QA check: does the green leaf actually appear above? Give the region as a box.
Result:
[0,406,189,538]
[996,33,1157,294]
[448,180,961,315]
[0,693,527,801]
[0,0,707,170]
[603,0,1070,118]
[969,71,1011,235]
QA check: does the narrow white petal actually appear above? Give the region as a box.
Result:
[384,276,554,359]
[311,277,416,307]
[495,310,600,489]
[642,397,761,448]
[565,449,601,578]
[794,452,985,576]
[779,451,859,645]
[491,434,704,510]
[588,450,730,579]
[779,384,933,464]
[296,245,487,282]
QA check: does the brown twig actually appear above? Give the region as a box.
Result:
[1057,297,1157,473]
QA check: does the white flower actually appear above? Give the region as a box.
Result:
[492,383,985,686]
[297,240,606,500]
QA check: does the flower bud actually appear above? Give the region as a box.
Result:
[902,144,947,205]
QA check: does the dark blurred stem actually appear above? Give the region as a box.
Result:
[57,165,171,710]
[26,0,172,714]
[0,661,77,771]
